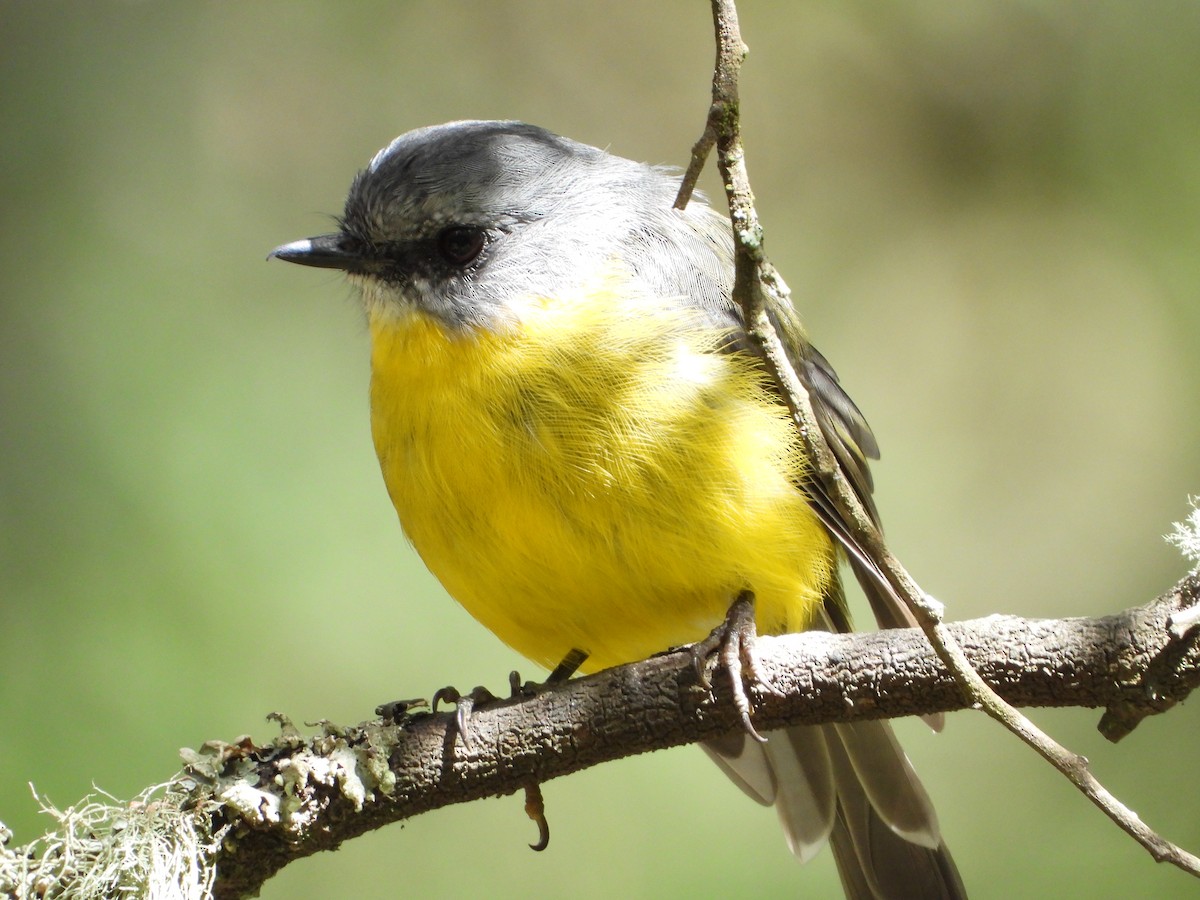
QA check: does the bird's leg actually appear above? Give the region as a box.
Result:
[691,590,774,743]
[509,647,590,698]
[547,647,589,682]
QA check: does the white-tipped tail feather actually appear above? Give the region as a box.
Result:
[703,721,965,899]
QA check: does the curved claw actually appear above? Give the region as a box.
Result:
[455,697,476,750]
[524,783,550,852]
[431,685,499,751]
[430,685,462,715]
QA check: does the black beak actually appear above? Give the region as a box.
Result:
[268,233,363,271]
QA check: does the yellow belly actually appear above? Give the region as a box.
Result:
[367,281,835,673]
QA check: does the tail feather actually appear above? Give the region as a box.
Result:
[763,725,836,861]
[832,720,939,848]
[703,726,836,862]
[703,721,967,899]
[700,729,777,805]
[827,729,967,899]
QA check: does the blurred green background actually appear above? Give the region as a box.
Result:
[3,1,1199,897]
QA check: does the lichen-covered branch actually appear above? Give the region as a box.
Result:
[202,578,1200,898]
[4,575,1198,899]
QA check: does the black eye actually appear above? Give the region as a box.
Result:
[436,225,486,265]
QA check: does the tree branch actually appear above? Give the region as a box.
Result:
[200,574,1200,896]
[5,577,1198,898]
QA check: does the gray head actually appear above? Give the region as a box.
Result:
[271,120,733,329]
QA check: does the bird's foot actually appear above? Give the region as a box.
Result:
[691,590,774,743]
[430,684,501,750]
[426,648,589,749]
[374,697,428,724]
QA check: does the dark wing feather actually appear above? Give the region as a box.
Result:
[765,300,922,635]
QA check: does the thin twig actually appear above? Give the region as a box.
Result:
[687,0,1200,879]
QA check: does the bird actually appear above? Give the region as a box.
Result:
[271,119,966,899]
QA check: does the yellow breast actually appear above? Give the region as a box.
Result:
[367,276,835,673]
